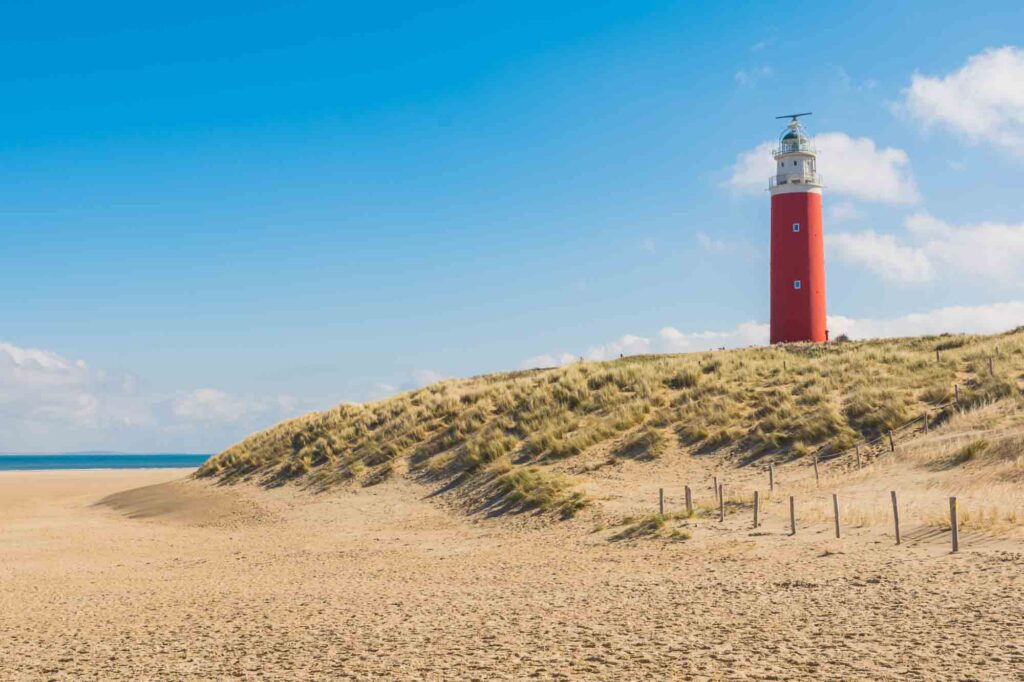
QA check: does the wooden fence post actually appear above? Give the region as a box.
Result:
[888,431,895,452]
[769,463,775,491]
[753,491,760,529]
[684,486,693,516]
[832,493,841,539]
[813,455,820,487]
[954,384,960,410]
[855,444,862,469]
[659,488,664,516]
[718,484,725,522]
[949,497,959,553]
[923,412,929,433]
[713,476,719,503]
[891,491,901,545]
[988,357,994,376]
[935,349,940,362]
[789,496,796,536]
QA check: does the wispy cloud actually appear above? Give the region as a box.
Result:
[696,232,733,254]
[827,201,864,224]
[734,65,773,87]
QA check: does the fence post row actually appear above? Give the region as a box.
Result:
[676,388,971,550]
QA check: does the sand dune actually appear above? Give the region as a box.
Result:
[97,478,277,527]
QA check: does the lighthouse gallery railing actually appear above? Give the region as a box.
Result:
[769,172,822,189]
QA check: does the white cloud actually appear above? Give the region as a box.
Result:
[0,340,308,453]
[726,141,775,193]
[520,353,577,370]
[902,47,1024,156]
[829,301,1024,340]
[586,334,652,361]
[830,213,1024,285]
[907,214,1024,281]
[521,302,1024,369]
[829,231,935,283]
[657,322,769,351]
[726,132,919,205]
[522,322,769,368]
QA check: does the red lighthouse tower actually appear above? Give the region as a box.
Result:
[769,113,827,344]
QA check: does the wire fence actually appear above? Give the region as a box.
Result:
[812,391,965,465]
[649,351,1020,552]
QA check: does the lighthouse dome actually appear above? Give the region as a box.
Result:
[778,122,813,154]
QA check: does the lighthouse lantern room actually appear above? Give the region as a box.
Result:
[769,113,827,344]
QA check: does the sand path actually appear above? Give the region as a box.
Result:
[0,469,1021,680]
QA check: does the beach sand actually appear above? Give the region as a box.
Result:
[0,467,1022,680]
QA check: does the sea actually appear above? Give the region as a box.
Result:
[0,454,211,471]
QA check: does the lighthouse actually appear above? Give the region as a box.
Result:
[769,113,827,344]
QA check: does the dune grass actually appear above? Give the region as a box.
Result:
[197,328,1024,516]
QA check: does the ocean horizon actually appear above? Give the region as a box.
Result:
[0,453,211,471]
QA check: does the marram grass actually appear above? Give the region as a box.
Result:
[198,328,1024,516]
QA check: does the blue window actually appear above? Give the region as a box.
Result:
[792,223,801,232]
[794,280,802,290]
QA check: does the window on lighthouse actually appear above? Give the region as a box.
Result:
[792,223,800,232]
[793,280,802,290]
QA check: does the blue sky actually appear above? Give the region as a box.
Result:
[3,1,1024,452]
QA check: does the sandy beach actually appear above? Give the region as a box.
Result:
[0,466,1021,681]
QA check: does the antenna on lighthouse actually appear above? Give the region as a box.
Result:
[775,112,813,122]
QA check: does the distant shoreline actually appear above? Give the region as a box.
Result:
[0,452,209,457]
[0,467,199,474]
[0,454,210,472]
